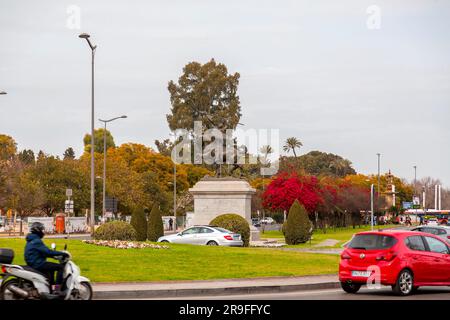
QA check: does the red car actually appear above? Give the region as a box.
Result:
[339,230,450,296]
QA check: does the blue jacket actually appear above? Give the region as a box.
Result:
[24,233,65,269]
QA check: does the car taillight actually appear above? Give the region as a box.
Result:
[1,265,6,273]
[376,251,397,262]
[341,251,351,260]
[224,235,233,240]
[447,236,450,240]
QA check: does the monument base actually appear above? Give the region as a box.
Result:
[250,226,260,241]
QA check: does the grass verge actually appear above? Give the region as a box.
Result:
[0,238,338,282]
[260,224,397,248]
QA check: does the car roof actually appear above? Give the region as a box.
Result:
[355,229,427,237]
[413,225,450,229]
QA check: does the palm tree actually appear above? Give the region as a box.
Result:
[283,137,303,157]
[260,145,273,159]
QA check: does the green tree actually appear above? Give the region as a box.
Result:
[10,170,45,216]
[284,200,311,245]
[283,137,303,157]
[147,204,164,242]
[280,151,356,178]
[18,149,35,165]
[29,154,90,216]
[154,139,174,157]
[0,134,17,161]
[63,147,76,160]
[130,206,147,241]
[167,58,241,133]
[83,128,115,154]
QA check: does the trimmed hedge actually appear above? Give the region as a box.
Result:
[210,214,250,247]
[284,200,312,245]
[93,221,137,241]
[131,206,148,241]
[147,204,164,242]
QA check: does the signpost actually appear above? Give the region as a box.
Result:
[65,189,74,238]
[402,202,413,210]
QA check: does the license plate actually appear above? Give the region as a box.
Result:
[233,235,240,240]
[351,271,371,277]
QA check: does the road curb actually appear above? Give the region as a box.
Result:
[93,281,341,299]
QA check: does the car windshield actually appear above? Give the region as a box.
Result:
[213,227,232,233]
[348,234,397,250]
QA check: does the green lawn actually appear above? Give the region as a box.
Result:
[0,238,338,283]
[260,224,397,249]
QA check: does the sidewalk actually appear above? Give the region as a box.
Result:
[93,274,340,299]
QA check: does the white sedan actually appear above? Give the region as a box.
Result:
[157,225,243,247]
[260,217,275,224]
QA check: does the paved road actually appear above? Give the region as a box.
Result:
[147,287,450,300]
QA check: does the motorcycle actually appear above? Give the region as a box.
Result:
[0,244,92,300]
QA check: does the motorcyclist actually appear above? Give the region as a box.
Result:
[24,222,68,293]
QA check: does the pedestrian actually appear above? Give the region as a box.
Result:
[169,218,173,231]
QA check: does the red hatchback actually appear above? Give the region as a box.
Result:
[339,230,450,296]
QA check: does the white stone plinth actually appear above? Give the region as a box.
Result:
[189,177,256,228]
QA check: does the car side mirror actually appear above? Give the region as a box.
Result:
[51,243,56,250]
[178,233,183,236]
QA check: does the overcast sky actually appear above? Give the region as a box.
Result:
[1,0,449,186]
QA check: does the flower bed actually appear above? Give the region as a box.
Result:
[83,240,169,249]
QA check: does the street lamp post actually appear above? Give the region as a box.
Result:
[376,153,381,196]
[79,33,97,233]
[413,165,417,195]
[99,116,127,219]
[370,184,375,231]
[413,165,418,218]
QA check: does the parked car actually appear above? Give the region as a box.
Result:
[260,217,275,225]
[411,226,450,243]
[157,225,243,247]
[251,218,261,227]
[425,218,439,226]
[339,230,450,296]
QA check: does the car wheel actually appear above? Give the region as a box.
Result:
[340,282,361,294]
[392,269,414,296]
[160,240,169,243]
[207,241,218,246]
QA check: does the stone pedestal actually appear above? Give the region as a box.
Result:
[189,176,258,240]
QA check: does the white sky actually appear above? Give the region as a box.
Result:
[1,0,449,186]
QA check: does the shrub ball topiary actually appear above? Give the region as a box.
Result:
[130,206,148,241]
[209,214,250,247]
[284,200,312,245]
[93,221,137,241]
[147,204,164,242]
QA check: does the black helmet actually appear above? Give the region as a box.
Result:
[30,222,45,238]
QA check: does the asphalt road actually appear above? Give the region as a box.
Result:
[147,287,450,300]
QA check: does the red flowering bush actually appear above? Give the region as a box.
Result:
[262,172,324,214]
